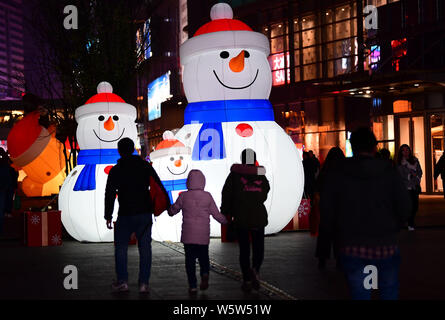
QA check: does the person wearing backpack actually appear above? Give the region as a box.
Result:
[221,149,270,292]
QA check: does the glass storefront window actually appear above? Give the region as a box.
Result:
[271,23,285,37]
[302,15,316,30]
[335,20,351,39]
[303,63,318,80]
[265,3,361,82]
[302,28,316,47]
[302,46,318,64]
[373,114,395,157]
[271,37,285,54]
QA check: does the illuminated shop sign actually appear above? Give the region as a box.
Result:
[136,19,152,64]
[391,38,407,71]
[268,52,290,86]
[148,71,171,121]
[370,45,380,70]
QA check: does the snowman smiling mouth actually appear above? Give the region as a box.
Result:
[213,69,259,89]
[93,128,126,142]
[167,164,189,176]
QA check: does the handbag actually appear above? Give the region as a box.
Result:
[221,215,237,242]
[149,176,169,216]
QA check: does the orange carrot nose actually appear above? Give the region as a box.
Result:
[229,50,245,73]
[174,159,182,167]
[104,116,115,131]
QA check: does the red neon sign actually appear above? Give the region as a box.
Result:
[268,52,290,86]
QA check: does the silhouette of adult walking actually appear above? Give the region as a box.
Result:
[319,127,411,300]
[221,148,270,292]
[105,138,170,294]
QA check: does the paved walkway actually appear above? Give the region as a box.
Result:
[1,226,444,300]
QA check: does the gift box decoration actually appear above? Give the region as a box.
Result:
[297,199,311,230]
[24,211,62,247]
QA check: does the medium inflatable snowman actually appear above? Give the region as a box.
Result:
[150,131,191,242]
[59,82,139,242]
[175,3,304,236]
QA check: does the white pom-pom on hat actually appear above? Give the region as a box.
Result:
[97,81,113,93]
[162,130,176,141]
[210,3,233,20]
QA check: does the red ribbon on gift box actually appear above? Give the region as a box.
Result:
[25,211,62,247]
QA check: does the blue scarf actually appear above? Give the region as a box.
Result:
[184,99,274,161]
[73,149,135,191]
[161,178,187,203]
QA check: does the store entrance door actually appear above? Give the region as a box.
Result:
[396,115,427,192]
[430,113,445,193]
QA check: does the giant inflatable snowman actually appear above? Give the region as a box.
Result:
[170,3,304,237]
[150,130,191,242]
[59,82,139,242]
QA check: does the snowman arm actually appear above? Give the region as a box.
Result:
[104,168,118,220]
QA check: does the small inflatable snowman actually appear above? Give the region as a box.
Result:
[59,82,139,242]
[175,3,304,236]
[150,131,191,242]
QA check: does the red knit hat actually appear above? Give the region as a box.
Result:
[180,3,270,63]
[75,82,136,121]
[150,131,191,160]
[7,111,51,167]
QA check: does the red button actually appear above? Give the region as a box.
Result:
[235,123,253,137]
[104,165,113,174]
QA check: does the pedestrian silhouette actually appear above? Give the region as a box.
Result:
[434,153,445,199]
[314,146,345,268]
[221,148,270,292]
[302,151,317,202]
[105,137,170,293]
[2,150,18,217]
[168,169,227,296]
[319,127,411,300]
[0,148,13,236]
[397,144,422,231]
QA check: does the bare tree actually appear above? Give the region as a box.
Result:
[24,0,154,173]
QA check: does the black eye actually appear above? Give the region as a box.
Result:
[220,51,229,59]
[113,115,119,121]
[170,157,174,161]
[244,50,250,58]
[98,115,105,121]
